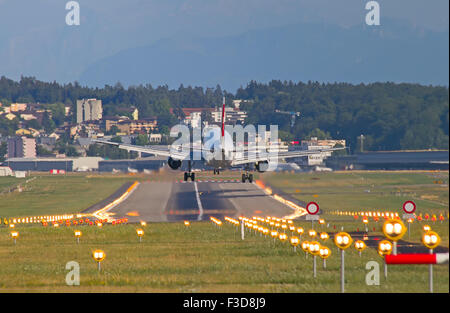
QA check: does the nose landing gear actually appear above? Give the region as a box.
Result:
[241,172,253,183]
[183,160,195,182]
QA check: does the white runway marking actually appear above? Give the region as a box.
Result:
[194,182,204,221]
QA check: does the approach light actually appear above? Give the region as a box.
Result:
[319,232,329,241]
[308,229,317,238]
[92,249,106,270]
[334,232,353,250]
[301,241,310,252]
[290,236,300,247]
[136,228,144,242]
[423,225,431,232]
[308,241,321,255]
[422,231,441,249]
[319,246,331,259]
[279,233,288,242]
[354,240,366,252]
[382,219,406,241]
[378,240,392,257]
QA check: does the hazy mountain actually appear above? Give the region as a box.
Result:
[79,20,449,91]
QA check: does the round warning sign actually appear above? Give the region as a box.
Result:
[306,202,320,215]
[402,201,416,214]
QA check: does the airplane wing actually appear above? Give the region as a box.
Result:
[231,146,346,166]
[92,139,189,160]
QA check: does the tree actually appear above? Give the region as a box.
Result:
[111,136,122,143]
[36,144,53,156]
[134,134,149,146]
[107,125,120,136]
[305,128,331,140]
[0,142,6,162]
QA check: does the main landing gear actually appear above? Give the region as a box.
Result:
[241,164,253,183]
[241,172,253,183]
[184,160,195,182]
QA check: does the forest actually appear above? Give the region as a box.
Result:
[0,76,448,153]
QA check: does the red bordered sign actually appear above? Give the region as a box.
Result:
[402,201,416,214]
[306,202,320,215]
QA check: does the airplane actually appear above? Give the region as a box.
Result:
[94,97,345,182]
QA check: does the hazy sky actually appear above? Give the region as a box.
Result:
[0,0,448,85]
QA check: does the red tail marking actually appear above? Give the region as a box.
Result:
[221,97,225,137]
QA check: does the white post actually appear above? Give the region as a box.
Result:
[341,249,345,293]
[429,248,434,293]
[240,220,244,240]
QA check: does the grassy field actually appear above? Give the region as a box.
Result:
[0,221,448,293]
[0,173,139,218]
[262,171,449,212]
[0,170,448,292]
[261,171,449,247]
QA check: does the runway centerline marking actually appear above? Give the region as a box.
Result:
[194,182,204,221]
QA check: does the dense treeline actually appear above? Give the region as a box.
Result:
[238,81,449,152]
[0,76,448,152]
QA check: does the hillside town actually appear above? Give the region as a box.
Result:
[0,97,353,175]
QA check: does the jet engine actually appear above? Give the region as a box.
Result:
[255,160,269,173]
[168,157,182,170]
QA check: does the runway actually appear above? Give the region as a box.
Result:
[101,179,295,223]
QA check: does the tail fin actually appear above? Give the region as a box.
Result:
[221,96,225,138]
[220,96,225,151]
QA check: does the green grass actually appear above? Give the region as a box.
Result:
[261,171,449,247]
[0,170,448,292]
[0,221,448,292]
[0,174,138,218]
[262,171,449,212]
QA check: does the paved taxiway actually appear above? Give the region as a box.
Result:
[103,179,294,222]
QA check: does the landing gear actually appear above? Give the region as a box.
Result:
[184,172,195,182]
[241,164,253,183]
[241,173,253,183]
[184,160,195,182]
[213,169,220,175]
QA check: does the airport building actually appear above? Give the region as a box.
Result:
[98,156,166,172]
[326,150,449,170]
[2,157,103,172]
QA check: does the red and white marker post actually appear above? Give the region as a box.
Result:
[385,253,449,265]
[305,202,320,229]
[402,200,416,240]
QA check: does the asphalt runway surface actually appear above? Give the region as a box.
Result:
[103,178,294,223]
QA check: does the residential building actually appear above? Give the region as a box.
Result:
[295,137,346,167]
[149,133,162,143]
[103,116,129,132]
[10,103,27,112]
[5,113,16,120]
[76,99,103,124]
[7,137,37,158]
[116,118,158,135]
[211,106,247,125]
